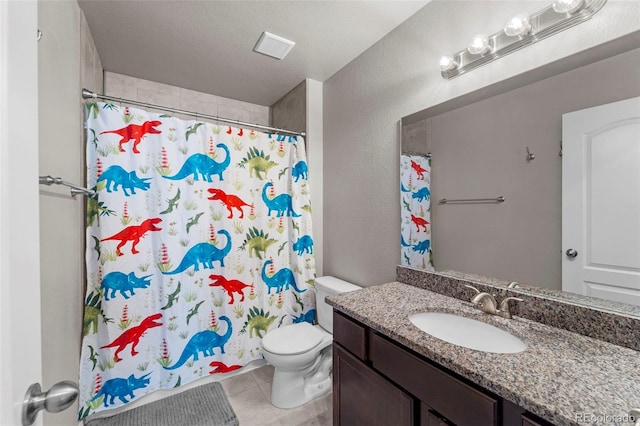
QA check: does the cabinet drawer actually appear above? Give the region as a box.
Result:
[370,333,498,426]
[333,311,367,360]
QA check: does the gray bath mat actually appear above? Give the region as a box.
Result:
[84,382,238,426]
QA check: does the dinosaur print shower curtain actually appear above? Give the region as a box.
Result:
[78,102,316,419]
[400,153,433,270]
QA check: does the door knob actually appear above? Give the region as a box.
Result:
[22,381,78,426]
[565,248,578,258]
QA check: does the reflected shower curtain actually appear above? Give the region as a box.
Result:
[400,153,433,269]
[78,102,316,419]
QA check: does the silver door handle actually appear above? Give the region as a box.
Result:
[566,248,578,258]
[22,381,78,426]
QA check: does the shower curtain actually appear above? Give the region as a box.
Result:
[78,102,316,419]
[400,153,433,270]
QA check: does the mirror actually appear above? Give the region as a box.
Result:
[400,31,640,315]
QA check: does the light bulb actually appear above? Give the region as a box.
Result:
[438,55,458,72]
[552,0,585,14]
[504,13,532,37]
[467,34,490,55]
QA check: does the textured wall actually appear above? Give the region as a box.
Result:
[104,72,270,126]
[38,3,103,425]
[271,80,307,134]
[323,0,640,287]
[422,48,639,290]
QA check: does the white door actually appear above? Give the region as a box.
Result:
[0,1,44,425]
[562,97,640,304]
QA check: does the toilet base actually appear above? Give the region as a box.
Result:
[270,350,332,409]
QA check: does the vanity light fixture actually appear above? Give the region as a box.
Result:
[438,0,607,79]
[552,0,586,14]
[467,34,491,55]
[438,55,459,72]
[504,13,531,37]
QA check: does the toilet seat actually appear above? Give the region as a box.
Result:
[262,323,327,355]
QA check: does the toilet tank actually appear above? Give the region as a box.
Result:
[315,276,361,333]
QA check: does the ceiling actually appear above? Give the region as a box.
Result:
[78,0,430,106]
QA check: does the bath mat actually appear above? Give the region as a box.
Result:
[84,382,238,426]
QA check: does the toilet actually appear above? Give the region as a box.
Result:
[261,276,361,409]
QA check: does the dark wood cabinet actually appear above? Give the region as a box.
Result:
[332,311,554,426]
[333,344,414,425]
[421,406,454,426]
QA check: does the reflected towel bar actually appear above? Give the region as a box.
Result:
[439,196,505,204]
[39,175,95,197]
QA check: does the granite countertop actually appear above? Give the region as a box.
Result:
[326,282,640,426]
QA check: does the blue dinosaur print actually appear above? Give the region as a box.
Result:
[401,182,411,192]
[261,259,306,294]
[292,235,313,255]
[292,309,316,324]
[163,143,230,182]
[412,187,430,202]
[292,161,308,182]
[269,134,297,143]
[97,165,151,196]
[164,316,232,370]
[90,373,151,407]
[101,272,152,301]
[401,235,411,247]
[162,230,232,275]
[262,182,301,217]
[412,239,431,255]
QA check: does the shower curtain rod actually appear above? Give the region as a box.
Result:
[82,88,306,137]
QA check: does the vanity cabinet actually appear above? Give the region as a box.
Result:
[332,311,552,426]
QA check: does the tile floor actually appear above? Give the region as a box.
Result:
[221,364,332,426]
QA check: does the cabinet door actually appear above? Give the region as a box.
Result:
[370,333,498,426]
[421,403,453,426]
[334,344,414,426]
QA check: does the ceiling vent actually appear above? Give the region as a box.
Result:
[253,31,295,60]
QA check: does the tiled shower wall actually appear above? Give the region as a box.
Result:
[104,72,271,126]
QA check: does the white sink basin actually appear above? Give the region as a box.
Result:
[409,312,527,354]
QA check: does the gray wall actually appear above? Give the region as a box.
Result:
[104,72,270,125]
[323,0,640,287]
[416,48,639,289]
[271,80,307,134]
[38,2,103,425]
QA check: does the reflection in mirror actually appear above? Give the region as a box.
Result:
[400,153,433,270]
[400,31,640,312]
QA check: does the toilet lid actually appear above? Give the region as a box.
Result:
[262,322,326,355]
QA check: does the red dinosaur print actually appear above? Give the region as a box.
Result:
[209,274,251,304]
[209,361,242,375]
[411,214,429,232]
[101,218,162,256]
[100,313,162,362]
[207,188,253,219]
[411,160,427,180]
[100,121,162,154]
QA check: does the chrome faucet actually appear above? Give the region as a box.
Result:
[465,285,523,319]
